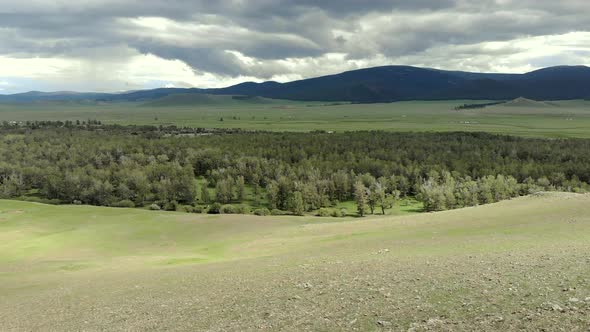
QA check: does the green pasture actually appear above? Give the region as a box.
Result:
[1,193,589,330]
[1,99,589,138]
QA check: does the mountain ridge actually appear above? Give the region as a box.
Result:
[1,65,589,103]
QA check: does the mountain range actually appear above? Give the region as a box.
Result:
[1,65,590,103]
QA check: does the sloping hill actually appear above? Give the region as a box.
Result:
[237,66,467,102]
[105,88,207,102]
[142,94,278,107]
[3,65,590,103]
[206,65,590,102]
[1,193,590,330]
[0,91,111,102]
[502,97,557,107]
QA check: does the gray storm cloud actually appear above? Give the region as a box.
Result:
[0,0,589,91]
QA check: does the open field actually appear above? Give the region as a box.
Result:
[1,99,590,137]
[1,192,589,331]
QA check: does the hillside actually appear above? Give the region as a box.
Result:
[142,94,285,107]
[221,65,590,102]
[502,97,556,108]
[1,193,589,331]
[2,65,590,103]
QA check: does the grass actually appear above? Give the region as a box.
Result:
[1,99,590,138]
[1,192,589,330]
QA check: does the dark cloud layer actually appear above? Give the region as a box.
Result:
[0,0,589,91]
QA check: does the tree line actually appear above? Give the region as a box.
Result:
[0,123,589,215]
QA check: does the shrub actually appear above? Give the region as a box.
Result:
[73,200,83,205]
[207,202,222,214]
[220,204,237,214]
[191,205,204,213]
[149,203,161,211]
[339,208,348,217]
[253,208,271,216]
[163,200,178,211]
[317,208,332,217]
[112,200,135,208]
[183,205,195,213]
[330,209,342,218]
[235,204,250,214]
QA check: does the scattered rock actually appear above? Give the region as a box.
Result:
[426,318,444,326]
[377,320,392,327]
[299,282,313,290]
[551,304,564,312]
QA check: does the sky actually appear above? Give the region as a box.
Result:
[0,0,589,94]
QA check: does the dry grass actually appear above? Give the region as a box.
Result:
[1,193,589,331]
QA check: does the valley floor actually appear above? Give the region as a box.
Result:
[2,99,590,138]
[1,193,590,331]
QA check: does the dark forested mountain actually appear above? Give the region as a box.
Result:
[2,65,590,103]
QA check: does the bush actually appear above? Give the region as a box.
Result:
[183,205,195,213]
[330,209,342,218]
[207,202,222,214]
[317,208,332,217]
[253,208,271,216]
[149,203,161,211]
[73,200,83,205]
[191,205,204,213]
[112,199,135,208]
[163,200,178,211]
[235,204,250,214]
[339,208,348,217]
[220,204,237,214]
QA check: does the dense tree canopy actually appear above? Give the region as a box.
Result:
[0,122,589,215]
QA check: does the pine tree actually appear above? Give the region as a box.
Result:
[367,184,379,214]
[288,191,305,216]
[216,179,233,203]
[201,180,211,204]
[235,175,246,201]
[354,181,368,217]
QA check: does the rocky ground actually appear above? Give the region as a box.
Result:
[1,193,589,331]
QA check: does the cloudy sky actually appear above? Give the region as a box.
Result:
[1,0,589,94]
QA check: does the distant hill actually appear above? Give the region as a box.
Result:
[502,97,556,108]
[0,91,111,102]
[142,94,281,107]
[2,65,590,103]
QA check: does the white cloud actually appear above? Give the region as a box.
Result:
[0,1,589,92]
[1,30,590,93]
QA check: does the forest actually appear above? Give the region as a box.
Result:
[1,121,589,215]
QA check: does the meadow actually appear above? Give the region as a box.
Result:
[2,96,590,331]
[1,192,589,330]
[1,98,590,138]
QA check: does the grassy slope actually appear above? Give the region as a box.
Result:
[1,193,589,331]
[1,99,590,138]
[142,94,300,107]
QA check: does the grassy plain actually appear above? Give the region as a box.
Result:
[1,192,589,331]
[0,99,589,138]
